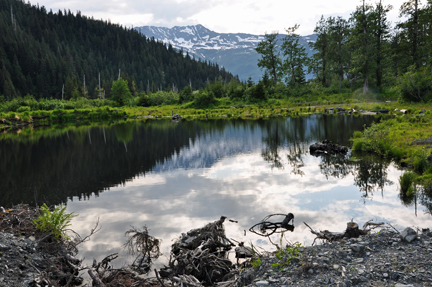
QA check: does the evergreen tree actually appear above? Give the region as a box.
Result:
[111,78,132,105]
[328,16,350,89]
[255,32,281,86]
[371,0,393,89]
[309,16,331,87]
[281,25,308,86]
[349,0,375,94]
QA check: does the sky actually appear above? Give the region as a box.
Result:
[31,0,409,36]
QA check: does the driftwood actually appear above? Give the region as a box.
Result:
[304,220,385,245]
[309,139,348,155]
[249,213,295,236]
[160,216,235,285]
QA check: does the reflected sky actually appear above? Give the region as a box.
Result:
[1,115,431,270]
[64,127,431,269]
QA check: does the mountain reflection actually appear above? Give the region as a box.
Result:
[0,115,421,210]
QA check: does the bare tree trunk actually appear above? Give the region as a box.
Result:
[98,73,101,99]
[414,0,419,69]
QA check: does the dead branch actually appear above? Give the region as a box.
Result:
[304,220,387,243]
[88,268,104,287]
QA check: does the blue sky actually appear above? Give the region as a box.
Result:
[32,0,407,35]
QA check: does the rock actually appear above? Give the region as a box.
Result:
[333,264,340,270]
[419,109,426,114]
[256,280,269,286]
[377,109,389,114]
[400,227,417,243]
[350,244,365,253]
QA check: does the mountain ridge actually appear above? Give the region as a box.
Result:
[135,24,317,82]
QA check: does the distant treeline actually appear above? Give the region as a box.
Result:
[0,0,233,100]
[255,0,432,102]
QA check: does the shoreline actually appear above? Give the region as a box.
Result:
[1,205,432,286]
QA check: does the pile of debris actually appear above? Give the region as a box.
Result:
[309,139,348,155]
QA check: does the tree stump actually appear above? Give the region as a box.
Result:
[345,222,361,238]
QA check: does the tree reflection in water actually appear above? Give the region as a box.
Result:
[351,155,393,201]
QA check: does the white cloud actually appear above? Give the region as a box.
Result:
[30,0,408,35]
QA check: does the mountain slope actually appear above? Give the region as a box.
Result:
[135,24,317,82]
[0,1,232,99]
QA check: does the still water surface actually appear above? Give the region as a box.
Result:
[1,115,431,268]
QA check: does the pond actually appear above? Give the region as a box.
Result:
[1,114,431,270]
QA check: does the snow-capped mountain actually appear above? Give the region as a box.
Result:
[135,24,317,82]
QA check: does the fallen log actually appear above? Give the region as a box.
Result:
[304,220,385,245]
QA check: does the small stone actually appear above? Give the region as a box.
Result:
[350,244,365,253]
[383,273,389,278]
[395,284,414,287]
[400,227,417,243]
[333,264,340,270]
[256,281,269,286]
[308,269,314,274]
[354,258,364,263]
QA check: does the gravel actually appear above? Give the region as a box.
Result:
[241,229,432,287]
[1,225,432,286]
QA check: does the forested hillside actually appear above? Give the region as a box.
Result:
[0,0,233,100]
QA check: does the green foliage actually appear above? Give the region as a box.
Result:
[0,0,232,100]
[193,91,217,108]
[179,86,193,104]
[249,243,262,268]
[111,78,133,106]
[206,80,226,98]
[255,32,281,86]
[414,149,430,174]
[399,171,417,196]
[17,106,31,113]
[282,25,308,86]
[147,91,179,106]
[250,257,262,268]
[271,243,302,268]
[33,204,77,240]
[397,66,432,103]
[351,123,390,155]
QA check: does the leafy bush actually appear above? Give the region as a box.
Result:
[147,91,179,106]
[193,91,217,108]
[398,66,432,103]
[111,78,133,106]
[179,86,193,103]
[17,106,31,112]
[33,204,77,240]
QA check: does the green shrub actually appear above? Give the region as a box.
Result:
[399,171,417,195]
[397,66,432,103]
[414,149,430,174]
[17,106,31,113]
[33,204,77,240]
[193,91,217,108]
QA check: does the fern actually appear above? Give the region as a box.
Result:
[33,204,77,240]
